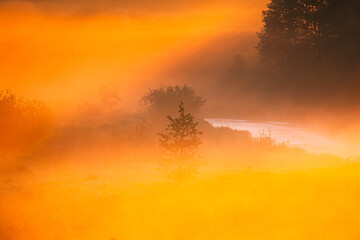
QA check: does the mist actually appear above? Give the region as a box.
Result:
[1,0,360,239]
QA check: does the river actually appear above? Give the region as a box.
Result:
[205,118,357,157]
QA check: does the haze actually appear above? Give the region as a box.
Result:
[0,0,265,111]
[1,0,360,240]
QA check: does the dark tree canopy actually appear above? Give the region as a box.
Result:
[140,85,205,117]
[258,0,360,69]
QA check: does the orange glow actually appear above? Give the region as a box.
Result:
[0,2,263,111]
[2,1,360,240]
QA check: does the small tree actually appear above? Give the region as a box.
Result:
[158,102,202,180]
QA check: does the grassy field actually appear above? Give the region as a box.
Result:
[1,149,360,240]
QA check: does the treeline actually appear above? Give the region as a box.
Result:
[258,0,360,69]
[0,86,285,163]
[215,0,360,119]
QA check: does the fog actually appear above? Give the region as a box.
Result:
[1,0,360,239]
[0,0,264,111]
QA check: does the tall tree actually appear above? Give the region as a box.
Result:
[258,0,360,69]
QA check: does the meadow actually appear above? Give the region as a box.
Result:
[1,141,359,240]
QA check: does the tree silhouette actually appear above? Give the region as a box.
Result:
[139,85,205,117]
[257,0,360,69]
[158,102,202,180]
[158,102,202,160]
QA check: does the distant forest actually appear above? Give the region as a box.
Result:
[258,0,360,70]
[215,0,360,119]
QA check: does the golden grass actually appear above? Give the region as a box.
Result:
[1,150,360,240]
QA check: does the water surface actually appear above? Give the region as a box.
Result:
[205,118,349,155]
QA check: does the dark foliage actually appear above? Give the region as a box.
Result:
[211,0,360,121]
[158,102,202,160]
[158,102,203,181]
[258,0,360,70]
[140,85,205,116]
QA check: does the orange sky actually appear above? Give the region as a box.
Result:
[0,0,267,111]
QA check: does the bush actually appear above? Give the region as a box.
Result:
[139,85,205,116]
[0,90,52,153]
